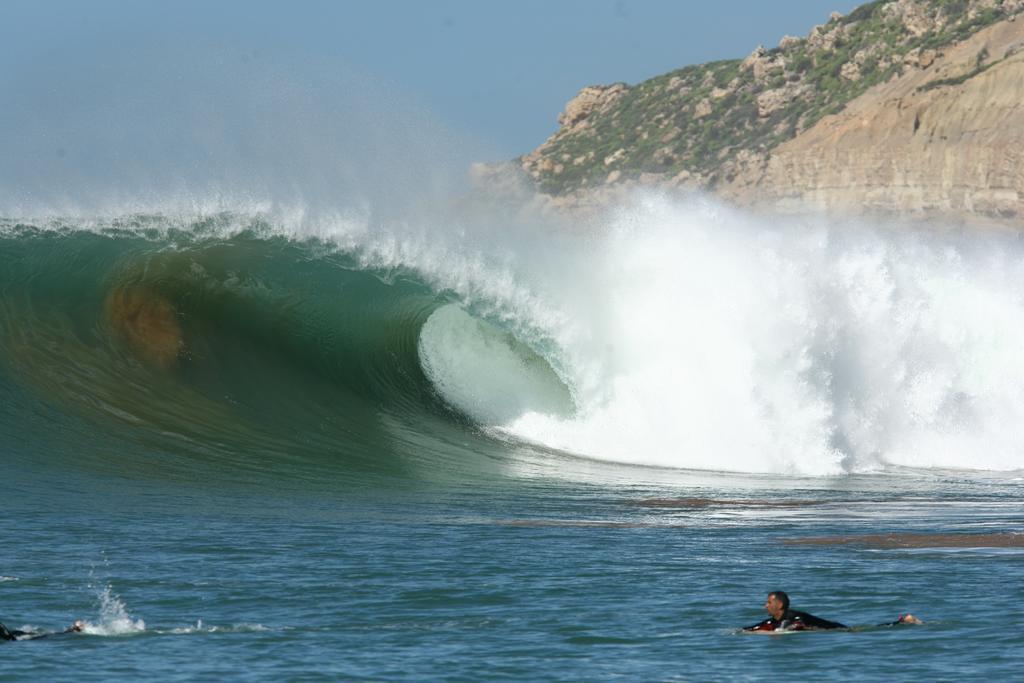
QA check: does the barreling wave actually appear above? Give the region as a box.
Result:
[2,196,1024,481]
[0,212,575,487]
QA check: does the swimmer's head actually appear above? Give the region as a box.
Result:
[70,620,86,632]
[765,591,789,619]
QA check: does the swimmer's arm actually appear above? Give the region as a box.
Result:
[796,613,847,629]
[880,614,923,626]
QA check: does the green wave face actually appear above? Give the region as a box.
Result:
[0,217,575,488]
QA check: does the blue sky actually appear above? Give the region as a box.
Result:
[4,1,861,158]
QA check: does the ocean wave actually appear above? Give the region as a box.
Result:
[2,197,1023,477]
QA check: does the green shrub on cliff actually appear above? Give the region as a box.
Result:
[523,0,1020,196]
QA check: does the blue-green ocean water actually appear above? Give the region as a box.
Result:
[2,216,1023,681]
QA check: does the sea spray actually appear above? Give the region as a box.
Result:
[80,584,146,636]
[0,41,485,222]
[496,193,1024,475]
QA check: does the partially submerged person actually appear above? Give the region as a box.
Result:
[742,591,922,632]
[743,590,847,631]
[0,619,85,641]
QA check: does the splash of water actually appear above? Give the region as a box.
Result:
[79,585,146,636]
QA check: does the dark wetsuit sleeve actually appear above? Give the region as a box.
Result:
[0,623,39,641]
[790,610,847,629]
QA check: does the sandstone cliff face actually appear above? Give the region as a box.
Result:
[515,0,1024,224]
[722,17,1024,221]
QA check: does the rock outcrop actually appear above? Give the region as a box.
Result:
[514,0,1024,224]
[721,17,1024,220]
[519,84,627,180]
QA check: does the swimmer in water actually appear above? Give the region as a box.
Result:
[0,619,86,641]
[742,591,922,632]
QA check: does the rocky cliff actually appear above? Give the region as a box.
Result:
[723,15,1024,220]
[514,0,1024,223]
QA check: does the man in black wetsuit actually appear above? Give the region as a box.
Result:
[742,591,922,632]
[0,620,84,641]
[0,622,24,641]
[743,590,847,631]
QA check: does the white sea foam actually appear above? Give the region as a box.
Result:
[488,193,1024,475]
[79,585,146,636]
[168,620,271,634]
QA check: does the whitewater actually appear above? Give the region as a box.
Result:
[414,190,1024,476]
